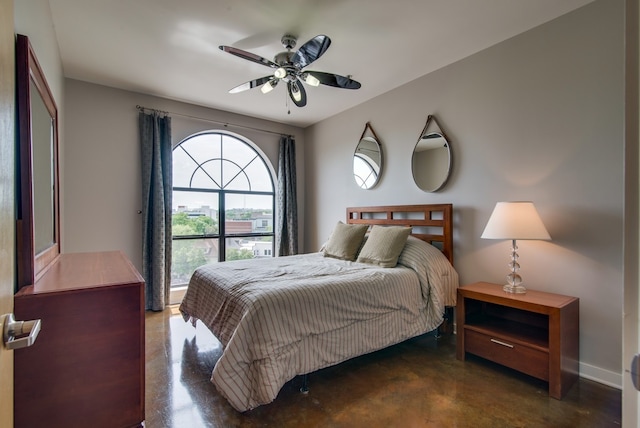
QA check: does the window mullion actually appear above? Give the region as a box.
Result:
[219,189,226,262]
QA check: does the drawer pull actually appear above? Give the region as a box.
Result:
[490,338,514,348]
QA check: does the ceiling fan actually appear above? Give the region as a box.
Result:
[219,34,361,108]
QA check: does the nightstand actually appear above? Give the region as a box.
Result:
[456,282,579,399]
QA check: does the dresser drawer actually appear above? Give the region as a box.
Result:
[464,328,549,381]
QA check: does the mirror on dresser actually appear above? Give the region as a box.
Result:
[353,122,383,189]
[412,115,451,192]
[16,34,60,288]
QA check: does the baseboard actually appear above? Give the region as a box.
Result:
[579,362,622,390]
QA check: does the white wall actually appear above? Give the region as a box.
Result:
[304,0,624,386]
[63,80,305,271]
[14,0,63,104]
[14,0,66,241]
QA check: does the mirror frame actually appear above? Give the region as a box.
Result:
[412,115,452,192]
[353,122,383,189]
[16,34,61,288]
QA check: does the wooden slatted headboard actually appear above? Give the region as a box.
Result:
[346,204,454,266]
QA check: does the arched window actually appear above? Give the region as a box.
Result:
[353,154,379,189]
[171,131,275,287]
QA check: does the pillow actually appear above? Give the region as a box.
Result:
[322,221,369,261]
[397,236,459,307]
[357,225,411,268]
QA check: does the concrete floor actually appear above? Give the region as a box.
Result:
[145,307,621,428]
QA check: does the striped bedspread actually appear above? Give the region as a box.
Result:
[179,237,458,412]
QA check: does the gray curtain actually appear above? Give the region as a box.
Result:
[140,111,172,311]
[276,135,298,256]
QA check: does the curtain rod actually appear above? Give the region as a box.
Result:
[136,105,292,138]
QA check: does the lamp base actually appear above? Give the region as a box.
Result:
[503,283,527,294]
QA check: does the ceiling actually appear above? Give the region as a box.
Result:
[48,0,594,128]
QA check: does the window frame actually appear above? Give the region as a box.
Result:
[170,130,276,290]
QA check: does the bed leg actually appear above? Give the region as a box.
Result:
[436,307,455,339]
[300,374,309,394]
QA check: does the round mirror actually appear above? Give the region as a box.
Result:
[353,136,382,189]
[412,131,451,192]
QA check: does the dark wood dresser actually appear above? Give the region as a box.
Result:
[14,251,145,428]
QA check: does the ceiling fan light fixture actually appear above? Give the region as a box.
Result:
[290,83,302,102]
[261,79,277,94]
[274,67,287,79]
[302,73,320,87]
[287,80,307,107]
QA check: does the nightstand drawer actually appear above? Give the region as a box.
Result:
[464,328,549,381]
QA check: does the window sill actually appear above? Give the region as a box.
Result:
[169,285,187,305]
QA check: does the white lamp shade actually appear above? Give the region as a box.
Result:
[481,201,551,240]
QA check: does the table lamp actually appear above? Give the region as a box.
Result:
[481,201,551,293]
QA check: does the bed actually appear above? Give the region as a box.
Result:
[179,204,459,412]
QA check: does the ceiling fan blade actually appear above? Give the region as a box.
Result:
[307,71,361,89]
[229,75,273,93]
[287,79,307,107]
[292,35,331,69]
[219,45,278,68]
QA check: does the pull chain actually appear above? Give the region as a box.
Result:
[286,89,291,115]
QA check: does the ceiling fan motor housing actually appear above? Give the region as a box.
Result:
[281,35,297,50]
[273,50,297,82]
[274,51,294,66]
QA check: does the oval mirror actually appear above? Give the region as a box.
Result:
[412,116,451,192]
[353,122,383,189]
